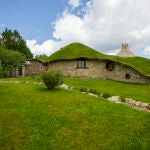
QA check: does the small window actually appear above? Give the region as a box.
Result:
[106,62,114,71]
[125,74,130,80]
[40,66,43,70]
[77,60,86,68]
[25,61,30,65]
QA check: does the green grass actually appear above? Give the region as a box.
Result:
[108,55,150,76]
[64,78,150,103]
[0,80,150,149]
[47,42,150,76]
[48,42,105,61]
[0,76,42,83]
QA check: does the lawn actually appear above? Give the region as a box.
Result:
[0,80,150,149]
[64,78,150,103]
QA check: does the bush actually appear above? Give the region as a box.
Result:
[41,70,63,90]
[103,93,110,98]
[89,89,98,94]
[120,96,125,102]
[80,87,88,92]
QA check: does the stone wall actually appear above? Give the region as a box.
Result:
[47,59,150,84]
[25,59,46,76]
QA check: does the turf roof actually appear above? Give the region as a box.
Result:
[47,43,150,76]
[48,42,105,61]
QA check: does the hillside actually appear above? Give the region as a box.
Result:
[47,43,150,76]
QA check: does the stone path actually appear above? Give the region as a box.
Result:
[60,84,150,112]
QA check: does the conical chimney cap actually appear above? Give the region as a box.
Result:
[117,43,135,57]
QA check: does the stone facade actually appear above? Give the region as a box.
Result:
[47,59,150,84]
[24,59,46,76]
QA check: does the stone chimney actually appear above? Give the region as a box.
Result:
[122,43,128,49]
[117,43,135,57]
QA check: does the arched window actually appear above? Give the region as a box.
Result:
[125,74,130,80]
[106,61,114,71]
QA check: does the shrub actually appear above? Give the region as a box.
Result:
[35,76,42,82]
[80,87,88,92]
[89,89,98,94]
[103,93,110,98]
[41,70,63,90]
[120,96,125,102]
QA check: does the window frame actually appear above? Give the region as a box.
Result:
[106,61,115,71]
[77,60,86,68]
[40,66,44,70]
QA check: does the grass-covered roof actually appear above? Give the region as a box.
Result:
[47,43,150,76]
[48,43,105,61]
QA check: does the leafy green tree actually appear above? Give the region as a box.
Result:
[35,54,48,61]
[0,28,33,59]
[0,46,25,77]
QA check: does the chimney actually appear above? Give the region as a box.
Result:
[122,43,128,49]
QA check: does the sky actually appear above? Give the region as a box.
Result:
[0,0,150,58]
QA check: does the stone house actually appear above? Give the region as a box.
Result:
[23,59,46,76]
[46,58,150,84]
[46,43,150,84]
[19,43,150,84]
[12,59,46,77]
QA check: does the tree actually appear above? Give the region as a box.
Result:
[35,54,49,61]
[0,46,25,77]
[0,28,33,59]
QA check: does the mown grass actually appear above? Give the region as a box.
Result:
[64,78,150,103]
[0,81,150,149]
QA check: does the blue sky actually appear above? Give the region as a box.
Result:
[1,0,150,58]
[0,0,67,42]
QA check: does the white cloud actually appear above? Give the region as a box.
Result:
[68,0,81,8]
[106,0,121,9]
[26,39,70,57]
[53,12,89,43]
[144,46,150,57]
[27,0,150,58]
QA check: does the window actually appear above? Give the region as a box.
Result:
[40,66,43,70]
[25,61,30,65]
[125,74,130,80]
[77,60,86,68]
[106,61,114,71]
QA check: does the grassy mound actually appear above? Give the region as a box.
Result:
[48,42,105,61]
